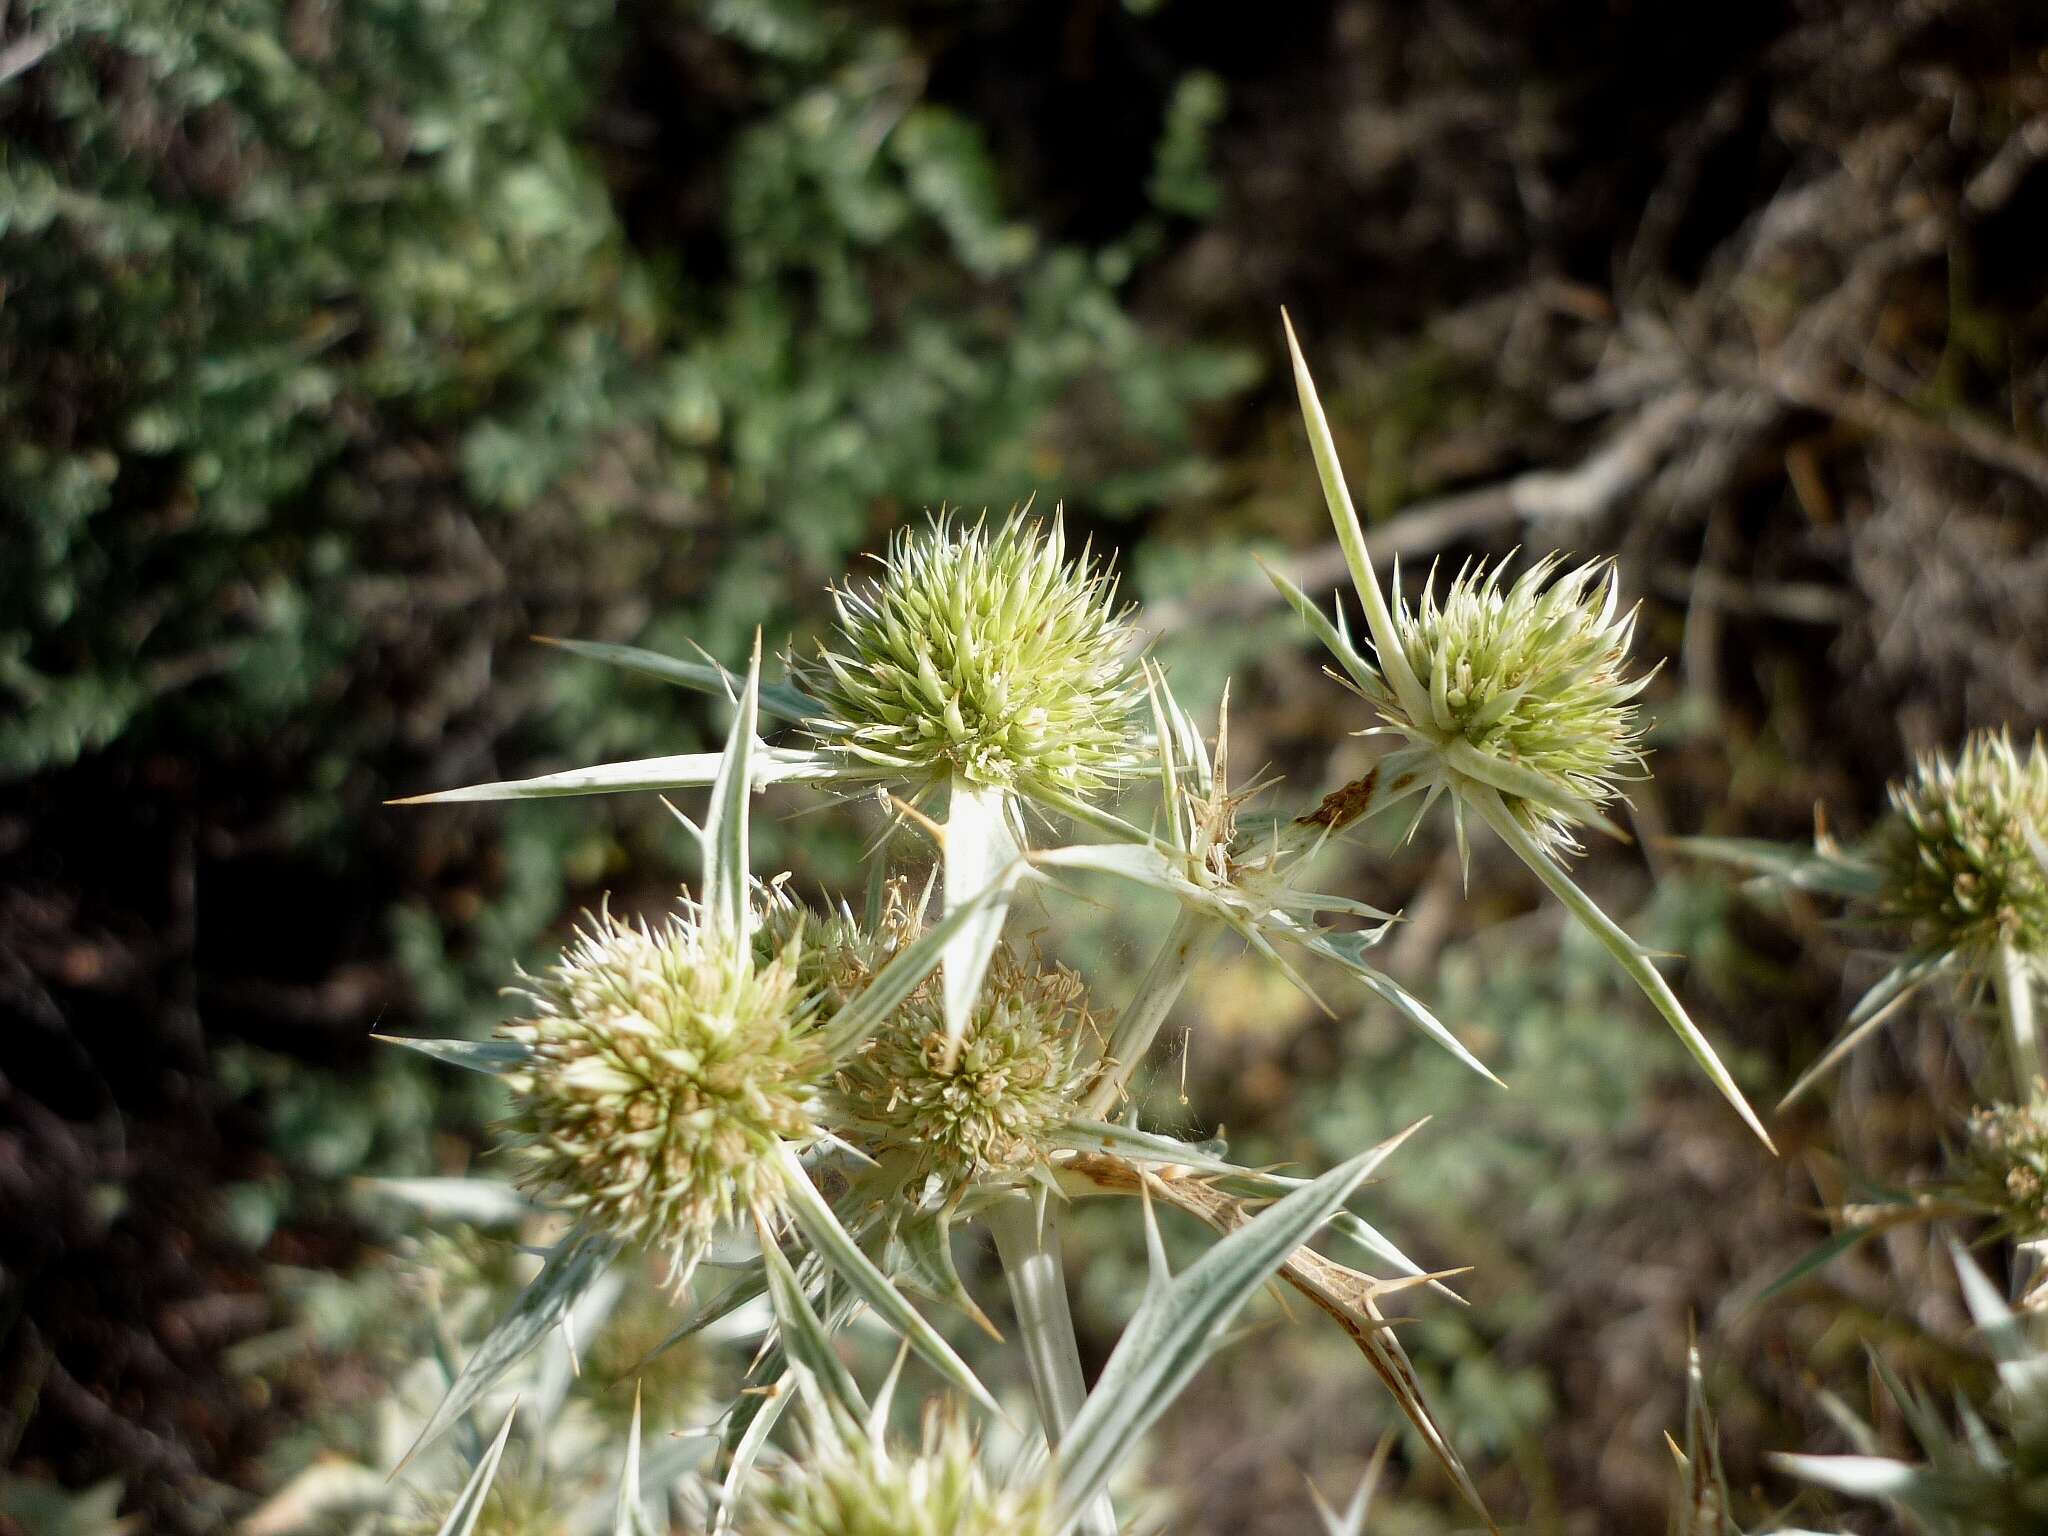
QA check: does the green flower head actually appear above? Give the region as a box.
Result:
[1365,554,1652,857]
[796,510,1145,799]
[743,1404,1053,1536]
[1876,730,2048,966]
[499,904,823,1276]
[834,945,1094,1186]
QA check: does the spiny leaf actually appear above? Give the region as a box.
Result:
[758,1227,865,1420]
[538,637,816,722]
[884,1207,999,1339]
[430,1405,518,1536]
[400,1231,616,1469]
[703,634,762,943]
[1678,835,1883,899]
[373,1035,531,1075]
[773,1143,1000,1417]
[1280,310,1431,725]
[1469,783,1774,1152]
[1052,1133,1414,1529]
[388,747,874,805]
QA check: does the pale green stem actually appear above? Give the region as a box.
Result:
[1080,905,1220,1119]
[1995,942,2042,1103]
[985,1200,1118,1536]
[941,774,1017,1065]
[1467,783,1776,1154]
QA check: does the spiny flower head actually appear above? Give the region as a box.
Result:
[1964,1096,2048,1237]
[834,945,1095,1185]
[1875,730,2048,966]
[1366,554,1651,856]
[499,903,823,1274]
[742,1403,1054,1536]
[796,511,1145,799]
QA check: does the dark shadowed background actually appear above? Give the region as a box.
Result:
[4,1,2047,1530]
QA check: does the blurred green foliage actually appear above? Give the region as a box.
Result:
[0,0,1249,1011]
[0,6,1247,1514]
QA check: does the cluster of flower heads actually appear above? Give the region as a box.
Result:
[497,904,824,1277]
[834,944,1096,1186]
[1875,729,2048,969]
[762,879,1100,1186]
[794,510,1145,799]
[1368,554,1652,858]
[741,1404,1053,1536]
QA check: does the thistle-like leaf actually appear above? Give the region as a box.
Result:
[371,1035,532,1075]
[612,1389,658,1536]
[400,1230,617,1468]
[703,634,762,944]
[773,1142,1000,1416]
[758,1228,865,1420]
[537,637,816,722]
[884,1206,999,1339]
[809,865,1030,1067]
[429,1405,518,1536]
[1467,784,1774,1151]
[388,746,875,805]
[1051,1133,1421,1529]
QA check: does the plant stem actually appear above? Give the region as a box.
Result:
[1995,942,2042,1103]
[940,773,1016,1066]
[1081,905,1220,1119]
[985,1199,1118,1536]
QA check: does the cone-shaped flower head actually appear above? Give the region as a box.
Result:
[1363,554,1651,858]
[499,904,823,1272]
[743,1403,1054,1536]
[796,511,1144,799]
[1875,730,2048,969]
[1965,1097,2048,1237]
[830,938,1094,1186]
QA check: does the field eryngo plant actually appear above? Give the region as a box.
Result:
[380,321,1768,1533]
[1691,727,2048,1105]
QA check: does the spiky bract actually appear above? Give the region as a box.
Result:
[742,1405,1053,1536]
[835,946,1094,1185]
[1365,555,1651,856]
[1875,730,2048,967]
[796,512,1144,798]
[499,906,823,1271]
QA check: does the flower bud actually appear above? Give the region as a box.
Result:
[743,1404,1053,1536]
[834,946,1095,1186]
[1876,730,2048,968]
